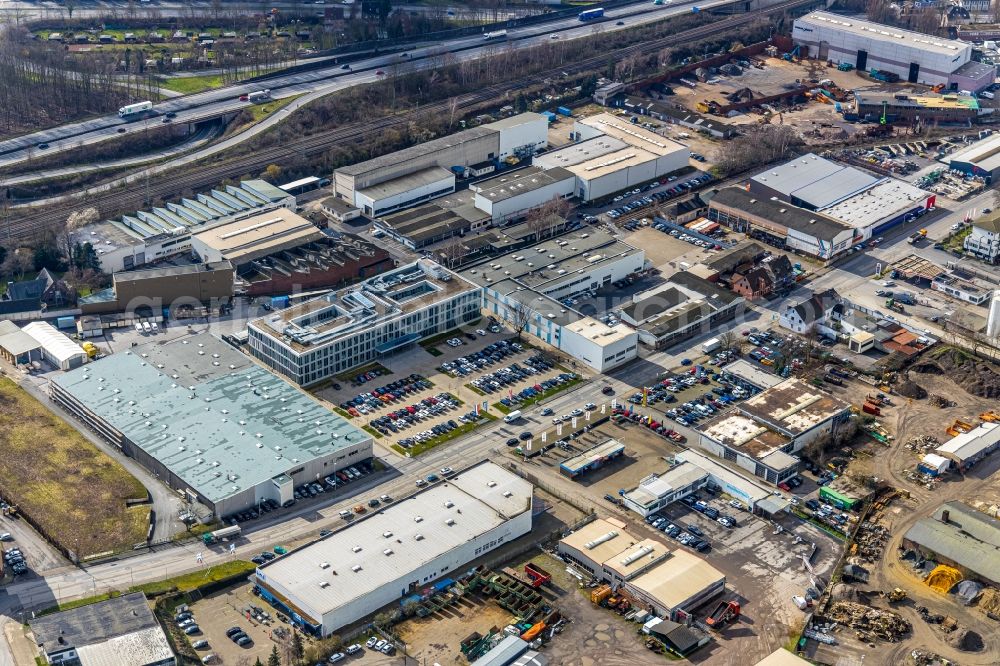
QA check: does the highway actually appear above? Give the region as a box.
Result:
[0,0,724,172]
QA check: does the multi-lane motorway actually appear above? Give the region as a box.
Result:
[0,0,725,172]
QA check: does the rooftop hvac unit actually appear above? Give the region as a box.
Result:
[414,516,423,522]
[382,531,393,538]
[383,549,393,556]
[503,491,513,498]
[415,533,424,541]
[445,518,455,526]
[487,481,497,488]
[319,581,330,588]
[444,501,454,508]
[352,545,362,553]
[320,562,330,568]
[351,565,362,572]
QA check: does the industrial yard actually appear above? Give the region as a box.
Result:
[7,1,1000,665]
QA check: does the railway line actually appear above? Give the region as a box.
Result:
[4,0,819,239]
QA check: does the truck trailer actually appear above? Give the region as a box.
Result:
[202,525,241,544]
[118,100,154,119]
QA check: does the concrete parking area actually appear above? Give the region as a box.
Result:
[182,583,289,664]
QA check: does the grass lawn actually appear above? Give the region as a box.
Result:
[157,74,225,94]
[248,93,300,122]
[129,560,257,596]
[391,412,496,457]
[0,378,149,558]
[491,376,582,414]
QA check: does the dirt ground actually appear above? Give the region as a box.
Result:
[498,414,843,665]
[803,368,1000,666]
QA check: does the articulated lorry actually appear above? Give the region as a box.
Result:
[202,525,241,544]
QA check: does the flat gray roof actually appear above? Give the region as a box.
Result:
[338,126,496,177]
[113,261,233,283]
[462,228,641,292]
[357,167,454,202]
[52,334,369,504]
[473,166,574,203]
[720,359,784,389]
[31,592,157,650]
[796,12,969,58]
[533,136,627,169]
[751,153,880,209]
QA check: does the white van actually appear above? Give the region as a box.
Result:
[142,321,152,333]
[503,410,522,424]
[980,91,995,100]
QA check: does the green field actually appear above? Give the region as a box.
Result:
[157,74,225,94]
[0,378,149,558]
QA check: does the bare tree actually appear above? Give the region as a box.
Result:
[525,196,572,239]
[718,330,737,352]
[437,240,465,269]
[510,300,533,341]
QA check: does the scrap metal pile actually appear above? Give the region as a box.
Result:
[824,601,911,642]
[851,521,890,562]
[903,435,939,452]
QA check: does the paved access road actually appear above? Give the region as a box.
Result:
[0,0,724,173]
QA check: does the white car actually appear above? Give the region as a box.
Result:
[0,533,11,541]
[476,329,487,336]
[329,653,345,663]
[346,644,363,655]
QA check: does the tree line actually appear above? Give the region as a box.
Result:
[0,27,159,137]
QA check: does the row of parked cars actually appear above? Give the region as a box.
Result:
[473,354,554,395]
[396,417,463,449]
[368,392,460,435]
[350,367,387,387]
[610,406,686,442]
[499,371,577,408]
[175,606,204,639]
[607,173,714,222]
[644,513,712,552]
[3,546,27,576]
[440,339,524,377]
[220,462,374,526]
[339,374,432,416]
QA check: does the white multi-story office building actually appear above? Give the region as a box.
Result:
[461,229,644,372]
[247,260,482,386]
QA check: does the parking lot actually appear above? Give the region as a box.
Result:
[601,171,714,225]
[177,584,291,664]
[220,458,379,528]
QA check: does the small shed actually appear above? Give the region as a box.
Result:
[0,321,42,366]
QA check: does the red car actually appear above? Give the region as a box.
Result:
[778,482,791,491]
[375,69,385,76]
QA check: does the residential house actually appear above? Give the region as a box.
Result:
[732,267,773,300]
[964,216,1000,263]
[731,255,793,300]
[2,269,75,315]
[779,288,842,335]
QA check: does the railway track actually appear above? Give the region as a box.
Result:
[5,0,818,238]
